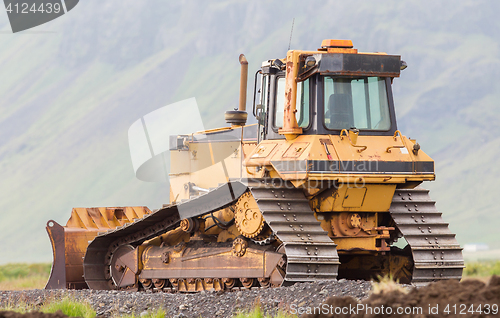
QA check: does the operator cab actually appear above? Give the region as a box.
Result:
[253,40,402,141]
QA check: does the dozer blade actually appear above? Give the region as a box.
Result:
[45,207,152,289]
[45,220,66,289]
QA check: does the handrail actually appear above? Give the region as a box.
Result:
[387,130,405,152]
[340,129,367,153]
[386,145,405,153]
[252,70,262,117]
[393,130,402,141]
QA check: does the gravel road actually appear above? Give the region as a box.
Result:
[0,279,372,317]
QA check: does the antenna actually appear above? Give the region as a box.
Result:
[288,18,295,51]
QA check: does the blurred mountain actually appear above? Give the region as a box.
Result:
[0,0,499,263]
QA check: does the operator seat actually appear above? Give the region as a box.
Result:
[326,93,354,129]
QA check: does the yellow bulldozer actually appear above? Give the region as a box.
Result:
[45,39,464,291]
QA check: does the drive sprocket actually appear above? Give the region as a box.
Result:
[234,192,265,238]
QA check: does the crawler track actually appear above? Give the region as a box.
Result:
[389,187,464,286]
[83,179,340,291]
[83,181,457,291]
[248,179,340,283]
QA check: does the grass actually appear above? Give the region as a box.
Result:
[0,275,49,290]
[41,297,96,318]
[119,308,167,318]
[233,307,297,318]
[0,263,51,290]
[464,260,500,277]
[0,297,95,318]
[371,275,409,295]
[0,301,34,313]
[370,260,500,294]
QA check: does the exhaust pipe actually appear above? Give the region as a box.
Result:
[238,54,248,112]
[225,54,248,126]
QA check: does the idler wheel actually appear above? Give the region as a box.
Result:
[109,245,136,288]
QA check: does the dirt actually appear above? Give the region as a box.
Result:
[0,311,69,318]
[303,276,500,318]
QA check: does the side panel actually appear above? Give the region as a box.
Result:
[169,125,260,202]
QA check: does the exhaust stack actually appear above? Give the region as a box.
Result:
[225,54,248,126]
[238,54,248,112]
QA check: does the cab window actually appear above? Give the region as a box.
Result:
[274,78,310,128]
[324,77,390,130]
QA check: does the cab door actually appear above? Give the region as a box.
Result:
[256,73,269,143]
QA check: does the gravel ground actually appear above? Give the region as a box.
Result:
[0,279,372,317]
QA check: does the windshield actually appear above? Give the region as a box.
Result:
[324,76,390,130]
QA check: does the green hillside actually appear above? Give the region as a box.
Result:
[0,0,499,263]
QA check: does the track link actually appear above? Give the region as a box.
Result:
[248,179,340,283]
[389,187,464,286]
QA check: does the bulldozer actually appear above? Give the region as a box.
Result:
[45,39,464,291]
